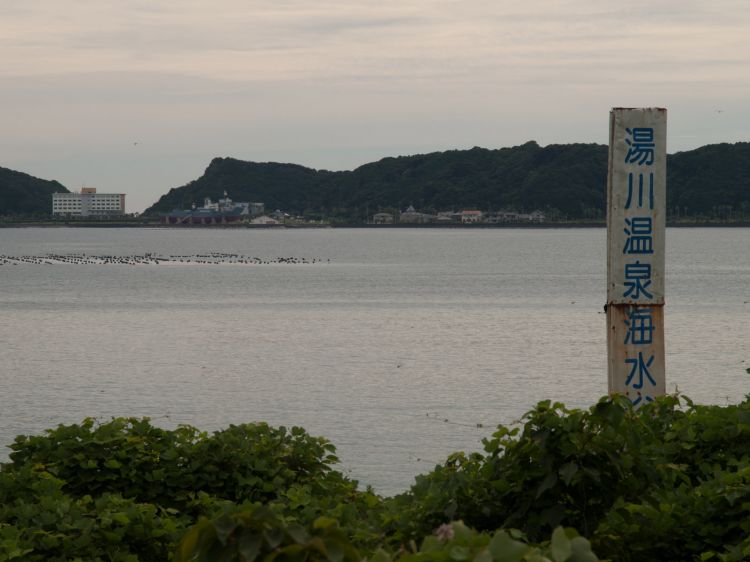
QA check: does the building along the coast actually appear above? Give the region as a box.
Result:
[161,192,264,225]
[373,212,394,224]
[399,205,435,224]
[52,188,126,217]
[371,207,548,225]
[460,210,483,223]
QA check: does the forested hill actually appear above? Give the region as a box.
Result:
[144,141,750,220]
[144,142,609,219]
[0,167,69,215]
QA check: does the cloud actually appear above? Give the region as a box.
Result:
[3,0,749,90]
[1,0,749,210]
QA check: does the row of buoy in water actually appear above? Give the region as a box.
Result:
[0,253,329,266]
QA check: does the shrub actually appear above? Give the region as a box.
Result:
[383,395,750,561]
[0,466,184,561]
[173,507,598,562]
[6,418,347,510]
[6,394,750,561]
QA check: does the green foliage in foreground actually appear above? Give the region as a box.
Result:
[3,394,750,561]
[385,395,750,561]
[173,507,596,562]
[6,419,345,511]
[1,420,376,561]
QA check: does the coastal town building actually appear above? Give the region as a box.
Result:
[529,210,546,222]
[460,210,483,223]
[486,211,519,223]
[201,193,264,216]
[484,210,547,223]
[52,188,125,217]
[269,209,289,221]
[371,207,547,225]
[160,192,264,225]
[399,205,435,224]
[373,212,394,224]
[436,211,461,223]
[250,215,280,225]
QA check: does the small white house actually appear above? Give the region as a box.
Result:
[460,210,483,223]
[250,215,280,225]
[399,206,434,224]
[373,213,394,224]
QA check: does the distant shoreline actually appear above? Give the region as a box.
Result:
[2,220,749,229]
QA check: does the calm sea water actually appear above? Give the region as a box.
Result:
[1,227,748,495]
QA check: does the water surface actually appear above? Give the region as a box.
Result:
[1,227,748,494]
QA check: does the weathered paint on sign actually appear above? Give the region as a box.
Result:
[607,108,666,404]
[607,304,666,404]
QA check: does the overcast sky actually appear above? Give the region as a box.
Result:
[2,0,749,212]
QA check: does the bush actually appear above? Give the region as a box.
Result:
[383,395,750,561]
[1,418,368,560]
[5,394,750,561]
[0,466,184,561]
[173,507,598,562]
[6,418,346,509]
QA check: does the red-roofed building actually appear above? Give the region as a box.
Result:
[460,210,483,223]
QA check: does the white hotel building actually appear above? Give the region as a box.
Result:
[52,188,126,217]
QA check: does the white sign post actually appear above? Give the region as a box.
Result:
[606,107,667,405]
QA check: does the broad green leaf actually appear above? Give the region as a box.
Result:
[325,539,345,562]
[286,524,310,545]
[449,545,471,561]
[212,514,238,545]
[473,548,492,562]
[558,463,578,487]
[174,525,201,562]
[488,531,528,562]
[569,537,598,562]
[111,512,130,526]
[536,473,557,499]
[264,527,285,549]
[314,517,338,530]
[369,550,392,562]
[421,536,443,552]
[452,521,473,543]
[524,554,552,562]
[238,533,262,562]
[549,527,572,562]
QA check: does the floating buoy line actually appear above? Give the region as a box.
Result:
[0,252,329,266]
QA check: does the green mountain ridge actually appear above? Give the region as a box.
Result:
[144,141,750,220]
[0,167,69,216]
[2,141,749,219]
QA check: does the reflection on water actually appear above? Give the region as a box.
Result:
[1,227,748,495]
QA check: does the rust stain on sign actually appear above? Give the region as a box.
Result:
[607,304,665,405]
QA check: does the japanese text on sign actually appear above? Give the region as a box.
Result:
[606,108,666,406]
